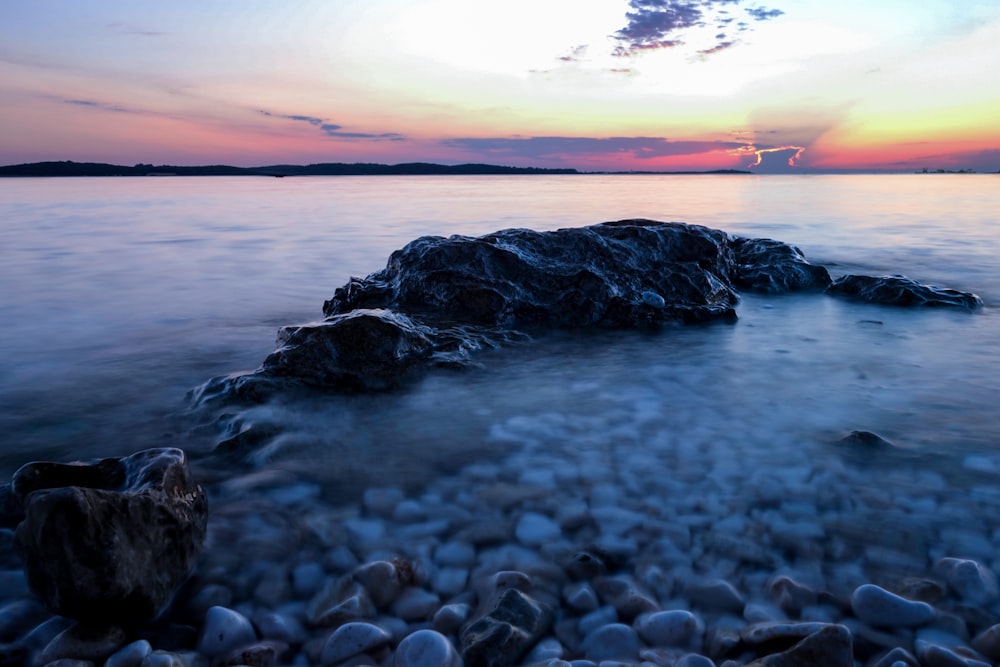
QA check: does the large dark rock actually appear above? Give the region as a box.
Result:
[8,447,207,623]
[460,588,553,667]
[191,220,981,411]
[826,274,983,309]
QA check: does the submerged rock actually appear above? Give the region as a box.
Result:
[8,448,207,623]
[826,274,983,309]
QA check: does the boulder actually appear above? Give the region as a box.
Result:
[9,447,207,623]
[826,274,983,309]
[190,220,981,412]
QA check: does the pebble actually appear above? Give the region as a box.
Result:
[635,610,702,648]
[686,579,745,613]
[104,640,153,667]
[431,603,471,635]
[850,584,935,627]
[41,623,127,664]
[581,623,640,662]
[197,606,257,658]
[391,587,440,621]
[393,629,461,667]
[319,622,392,666]
[933,557,999,605]
[515,512,562,546]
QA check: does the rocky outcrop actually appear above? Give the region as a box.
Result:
[5,448,207,623]
[826,274,983,309]
[192,219,982,408]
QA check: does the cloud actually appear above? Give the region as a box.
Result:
[612,0,786,57]
[443,136,746,161]
[61,98,131,113]
[559,45,589,63]
[259,110,405,141]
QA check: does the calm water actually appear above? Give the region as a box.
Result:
[0,175,997,492]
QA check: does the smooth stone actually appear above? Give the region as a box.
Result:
[916,640,991,667]
[320,622,392,666]
[140,651,184,667]
[432,603,472,635]
[870,647,919,667]
[393,630,461,667]
[0,598,50,642]
[41,623,127,664]
[220,640,287,667]
[362,488,404,518]
[20,617,74,653]
[740,622,837,645]
[675,654,716,667]
[972,624,1000,660]
[354,561,408,608]
[432,567,469,598]
[197,606,257,658]
[578,606,617,636]
[492,571,533,593]
[44,660,96,667]
[291,563,326,599]
[686,580,745,614]
[581,623,640,662]
[745,624,853,667]
[391,587,441,621]
[565,583,600,613]
[313,592,377,626]
[523,637,564,663]
[515,512,561,546]
[105,640,153,667]
[933,557,999,605]
[635,610,702,648]
[435,542,476,568]
[251,609,307,645]
[850,584,935,628]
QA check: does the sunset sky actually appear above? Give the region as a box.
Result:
[2,0,999,172]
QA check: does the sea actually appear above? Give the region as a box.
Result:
[1,173,998,497]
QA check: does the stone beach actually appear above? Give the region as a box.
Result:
[3,423,1000,666]
[1,219,996,667]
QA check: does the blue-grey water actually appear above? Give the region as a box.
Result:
[1,174,998,493]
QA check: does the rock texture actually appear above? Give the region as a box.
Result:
[192,219,982,409]
[6,448,207,623]
[826,274,983,309]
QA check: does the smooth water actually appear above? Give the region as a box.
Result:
[0,175,997,493]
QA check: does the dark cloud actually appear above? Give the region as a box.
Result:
[259,110,405,141]
[612,0,784,57]
[62,98,130,113]
[746,6,784,20]
[443,136,745,161]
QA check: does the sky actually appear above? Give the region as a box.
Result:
[1,0,999,173]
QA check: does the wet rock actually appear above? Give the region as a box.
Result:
[826,274,983,309]
[933,557,999,606]
[10,448,207,622]
[635,610,703,648]
[581,623,641,662]
[730,236,831,293]
[850,584,935,628]
[40,623,127,664]
[320,623,393,667]
[745,624,853,666]
[460,587,553,667]
[105,640,153,667]
[394,629,461,667]
[687,579,746,614]
[218,640,287,667]
[197,606,257,658]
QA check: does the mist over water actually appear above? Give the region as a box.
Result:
[0,174,997,490]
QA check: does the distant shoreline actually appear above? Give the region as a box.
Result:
[0,160,751,177]
[1,160,991,177]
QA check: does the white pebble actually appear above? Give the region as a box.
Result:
[515,512,562,546]
[635,610,702,648]
[320,622,392,666]
[198,606,257,658]
[581,623,640,662]
[850,584,935,628]
[392,629,461,667]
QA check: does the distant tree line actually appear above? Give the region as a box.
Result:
[0,160,580,177]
